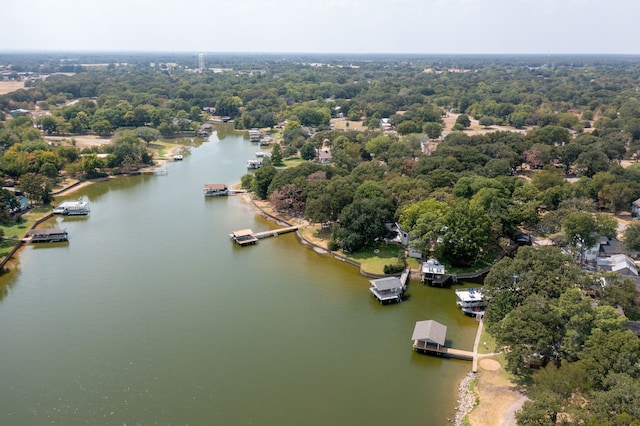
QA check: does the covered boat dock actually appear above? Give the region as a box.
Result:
[411,320,474,361]
[230,229,259,246]
[204,184,229,197]
[369,270,409,304]
[26,228,68,243]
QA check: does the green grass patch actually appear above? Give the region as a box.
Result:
[347,241,405,275]
[282,157,305,168]
[478,325,499,355]
[0,206,52,258]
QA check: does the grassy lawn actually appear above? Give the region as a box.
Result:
[0,206,52,258]
[347,241,405,275]
[282,157,305,168]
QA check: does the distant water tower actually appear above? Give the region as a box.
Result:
[198,53,205,71]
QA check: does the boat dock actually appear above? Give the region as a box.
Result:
[25,228,69,243]
[369,268,410,304]
[412,317,489,372]
[253,226,299,239]
[230,226,299,246]
[412,339,474,360]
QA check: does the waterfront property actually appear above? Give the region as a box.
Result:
[203,183,229,197]
[26,228,68,243]
[455,288,486,316]
[369,276,406,304]
[52,198,90,215]
[411,320,473,361]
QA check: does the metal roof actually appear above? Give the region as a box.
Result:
[369,277,402,291]
[26,228,67,236]
[411,320,447,346]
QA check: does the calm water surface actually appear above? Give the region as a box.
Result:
[0,128,478,425]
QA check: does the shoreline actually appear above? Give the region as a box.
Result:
[10,142,523,425]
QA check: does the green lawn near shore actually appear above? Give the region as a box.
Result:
[0,206,51,258]
[347,241,409,275]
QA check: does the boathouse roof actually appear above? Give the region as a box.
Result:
[204,183,228,190]
[369,277,403,291]
[411,320,447,346]
[26,228,67,236]
[233,229,254,237]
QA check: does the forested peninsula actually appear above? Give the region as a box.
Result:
[2,53,640,424]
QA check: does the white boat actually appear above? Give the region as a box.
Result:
[455,288,486,315]
[52,198,90,215]
[255,151,266,157]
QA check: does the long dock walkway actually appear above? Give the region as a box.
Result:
[253,226,299,239]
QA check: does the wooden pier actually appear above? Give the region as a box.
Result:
[230,226,299,246]
[412,339,474,361]
[253,226,299,239]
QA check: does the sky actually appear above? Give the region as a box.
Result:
[2,0,640,55]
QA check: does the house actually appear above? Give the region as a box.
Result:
[421,258,446,283]
[632,198,640,217]
[596,254,638,277]
[318,147,332,163]
[585,237,626,262]
[369,277,405,304]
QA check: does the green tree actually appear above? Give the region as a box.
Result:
[300,142,316,161]
[623,222,640,252]
[484,247,583,325]
[136,127,160,144]
[334,196,393,252]
[251,165,277,199]
[91,119,113,136]
[436,200,491,267]
[478,116,494,128]
[563,212,598,263]
[270,143,283,165]
[423,122,443,139]
[18,173,51,204]
[396,121,420,135]
[455,114,471,128]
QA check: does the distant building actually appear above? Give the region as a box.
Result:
[198,53,205,71]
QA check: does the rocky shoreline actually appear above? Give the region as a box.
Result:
[454,372,477,425]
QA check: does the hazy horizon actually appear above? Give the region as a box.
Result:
[3,0,639,56]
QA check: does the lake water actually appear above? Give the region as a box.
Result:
[0,127,478,425]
